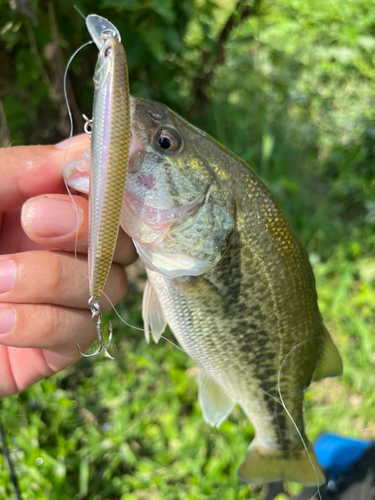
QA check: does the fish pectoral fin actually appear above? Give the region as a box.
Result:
[313,326,343,382]
[238,438,325,486]
[198,368,235,427]
[142,280,167,344]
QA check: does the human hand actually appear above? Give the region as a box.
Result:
[0,135,137,397]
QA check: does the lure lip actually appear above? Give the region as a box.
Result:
[86,14,121,50]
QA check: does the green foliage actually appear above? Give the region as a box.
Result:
[306,253,375,439]
[0,284,257,499]
[0,0,374,498]
[195,0,375,258]
[1,0,374,257]
[0,0,213,143]
[0,257,374,499]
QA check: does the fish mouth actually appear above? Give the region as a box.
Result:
[121,189,216,277]
[123,190,207,228]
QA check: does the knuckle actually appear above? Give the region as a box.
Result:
[43,305,66,345]
[43,256,64,297]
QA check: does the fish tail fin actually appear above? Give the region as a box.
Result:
[238,438,325,486]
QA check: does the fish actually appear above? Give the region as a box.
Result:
[68,14,131,358]
[64,95,343,486]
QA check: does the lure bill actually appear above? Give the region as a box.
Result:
[80,14,131,358]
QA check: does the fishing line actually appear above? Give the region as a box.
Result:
[277,339,323,500]
[0,25,94,500]
[228,240,322,494]
[100,288,186,354]
[62,45,323,490]
[235,339,322,499]
[61,27,147,354]
[73,5,86,20]
[62,14,181,356]
[234,361,282,408]
[63,40,93,144]
[62,39,93,264]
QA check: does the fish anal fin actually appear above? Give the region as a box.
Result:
[142,280,167,344]
[313,327,343,382]
[198,368,235,427]
[238,438,325,486]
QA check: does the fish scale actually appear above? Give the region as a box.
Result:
[89,35,130,301]
[64,93,343,480]
[117,97,343,485]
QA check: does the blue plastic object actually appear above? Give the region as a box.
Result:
[314,433,372,478]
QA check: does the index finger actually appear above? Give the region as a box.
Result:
[0,135,90,212]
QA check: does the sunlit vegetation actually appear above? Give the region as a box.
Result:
[0,0,374,498]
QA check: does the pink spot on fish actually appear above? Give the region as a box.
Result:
[138,174,155,189]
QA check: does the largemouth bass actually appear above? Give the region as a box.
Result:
[64,96,343,486]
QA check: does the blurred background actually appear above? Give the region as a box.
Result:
[0,0,374,498]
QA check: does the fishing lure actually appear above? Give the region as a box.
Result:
[78,14,131,358]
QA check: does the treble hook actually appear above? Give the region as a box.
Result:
[77,298,117,359]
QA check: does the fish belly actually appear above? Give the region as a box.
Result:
[146,268,325,485]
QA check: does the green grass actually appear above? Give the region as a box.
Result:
[0,255,374,499]
[1,0,375,497]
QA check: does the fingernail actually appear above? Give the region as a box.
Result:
[55,134,89,150]
[22,197,82,238]
[0,308,15,334]
[0,261,16,294]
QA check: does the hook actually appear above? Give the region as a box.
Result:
[77,298,117,359]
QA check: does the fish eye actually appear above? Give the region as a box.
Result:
[104,46,112,58]
[154,128,182,152]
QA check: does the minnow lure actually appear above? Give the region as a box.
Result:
[79,14,131,358]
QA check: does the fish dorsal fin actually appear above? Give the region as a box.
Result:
[198,368,235,427]
[313,326,343,382]
[142,280,167,344]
